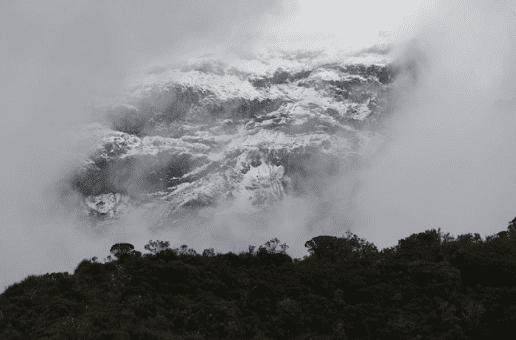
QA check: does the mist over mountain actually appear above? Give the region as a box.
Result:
[67,50,395,239]
[1,0,515,298]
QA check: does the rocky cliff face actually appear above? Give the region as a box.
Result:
[69,50,396,226]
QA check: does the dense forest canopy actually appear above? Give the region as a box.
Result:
[1,217,515,339]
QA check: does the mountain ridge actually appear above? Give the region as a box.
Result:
[69,50,397,226]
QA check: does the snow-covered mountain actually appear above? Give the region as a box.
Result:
[69,49,397,226]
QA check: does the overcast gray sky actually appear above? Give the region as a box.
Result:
[1,0,515,293]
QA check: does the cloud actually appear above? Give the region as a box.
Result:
[0,0,285,293]
[266,0,428,52]
[1,0,514,295]
[348,0,516,250]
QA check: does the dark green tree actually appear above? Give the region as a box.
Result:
[144,240,171,255]
[304,230,378,264]
[509,217,516,233]
[110,243,137,260]
[395,228,456,263]
[203,247,215,257]
[258,238,289,254]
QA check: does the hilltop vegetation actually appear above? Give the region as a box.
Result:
[1,218,515,340]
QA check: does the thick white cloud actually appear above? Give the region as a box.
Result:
[0,0,284,293]
[1,0,514,294]
[349,0,516,249]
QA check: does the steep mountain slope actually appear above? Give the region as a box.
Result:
[70,50,396,225]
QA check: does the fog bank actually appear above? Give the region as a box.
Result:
[349,0,516,249]
[0,0,284,292]
[1,0,514,294]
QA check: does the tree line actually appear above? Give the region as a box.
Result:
[0,218,515,339]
